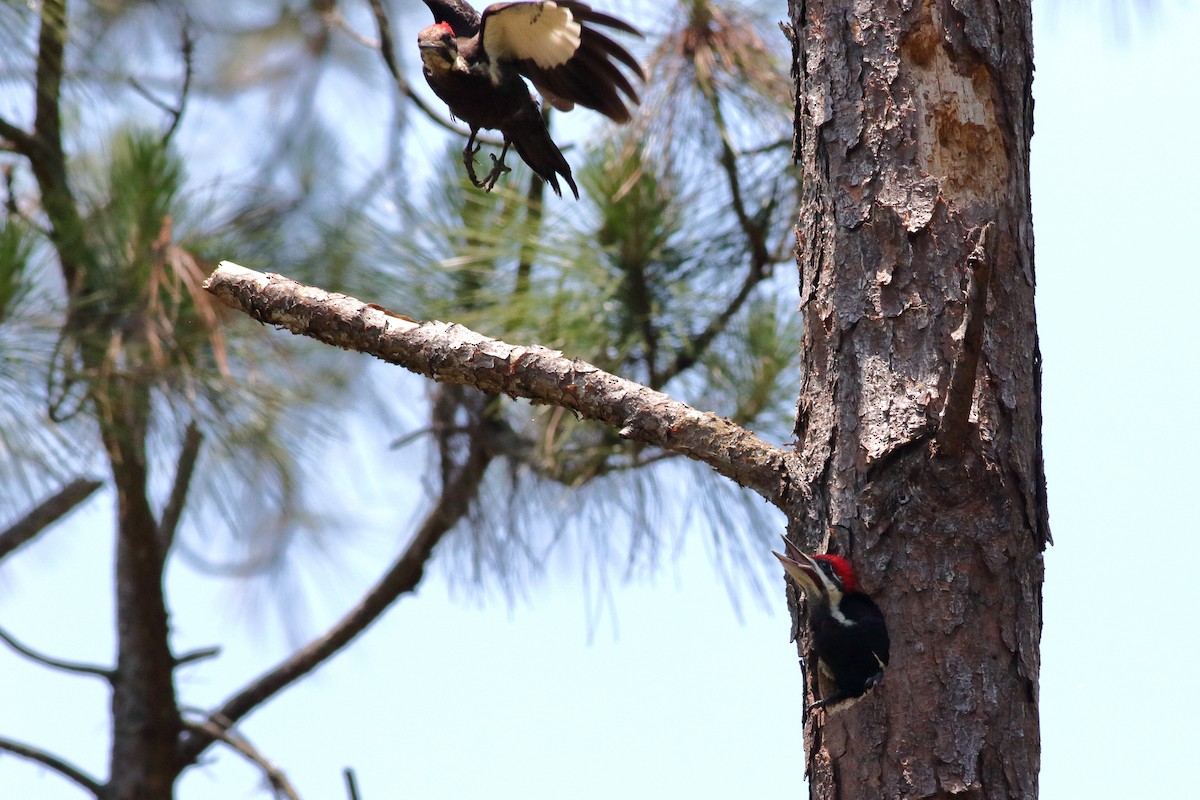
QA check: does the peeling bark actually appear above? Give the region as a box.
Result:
[784,0,1046,798]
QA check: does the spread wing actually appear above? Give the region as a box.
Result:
[422,0,482,37]
[480,1,644,123]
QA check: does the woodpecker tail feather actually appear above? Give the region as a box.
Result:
[504,102,579,199]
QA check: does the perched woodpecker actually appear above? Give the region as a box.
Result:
[417,0,643,198]
[772,536,890,715]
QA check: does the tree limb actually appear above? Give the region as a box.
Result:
[0,626,113,680]
[0,117,36,155]
[182,721,300,800]
[158,420,203,555]
[0,477,104,562]
[203,262,799,510]
[0,736,104,795]
[178,411,496,766]
[174,646,221,668]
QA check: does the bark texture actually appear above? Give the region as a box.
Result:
[204,263,801,509]
[785,1,1046,798]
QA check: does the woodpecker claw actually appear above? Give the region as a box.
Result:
[462,134,512,193]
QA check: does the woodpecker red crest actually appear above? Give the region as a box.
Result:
[772,537,890,715]
[811,553,858,592]
[418,0,644,198]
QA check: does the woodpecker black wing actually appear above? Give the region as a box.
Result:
[421,0,482,36]
[810,593,890,707]
[479,1,644,123]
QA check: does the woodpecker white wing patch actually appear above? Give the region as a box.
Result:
[483,2,583,69]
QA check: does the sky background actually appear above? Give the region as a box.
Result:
[3,2,1199,798]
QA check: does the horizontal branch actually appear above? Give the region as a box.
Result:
[203,262,799,509]
[0,736,104,795]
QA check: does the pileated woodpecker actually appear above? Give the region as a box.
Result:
[772,536,890,715]
[417,0,643,198]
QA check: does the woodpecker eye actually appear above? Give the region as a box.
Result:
[818,560,844,590]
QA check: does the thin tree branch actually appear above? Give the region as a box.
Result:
[344,768,361,800]
[0,736,104,795]
[664,250,766,381]
[701,78,771,269]
[0,626,113,680]
[0,477,104,562]
[182,721,300,800]
[174,646,221,668]
[128,19,194,145]
[178,416,496,766]
[0,117,36,155]
[158,420,202,555]
[937,221,996,455]
[203,262,800,509]
[660,79,774,383]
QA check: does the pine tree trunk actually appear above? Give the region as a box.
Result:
[784,1,1048,797]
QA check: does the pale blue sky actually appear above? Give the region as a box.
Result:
[3,3,1198,798]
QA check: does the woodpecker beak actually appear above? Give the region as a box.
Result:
[771,536,827,600]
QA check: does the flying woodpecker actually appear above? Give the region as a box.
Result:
[417,0,644,198]
[772,536,890,715]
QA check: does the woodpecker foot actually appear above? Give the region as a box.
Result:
[462,135,512,193]
[803,698,831,722]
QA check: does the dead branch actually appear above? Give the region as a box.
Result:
[203,262,799,510]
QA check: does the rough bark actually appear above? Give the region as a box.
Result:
[203,263,802,509]
[784,1,1047,799]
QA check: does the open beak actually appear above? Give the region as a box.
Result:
[771,536,824,598]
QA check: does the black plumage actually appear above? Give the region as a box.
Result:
[773,538,891,714]
[418,1,643,197]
